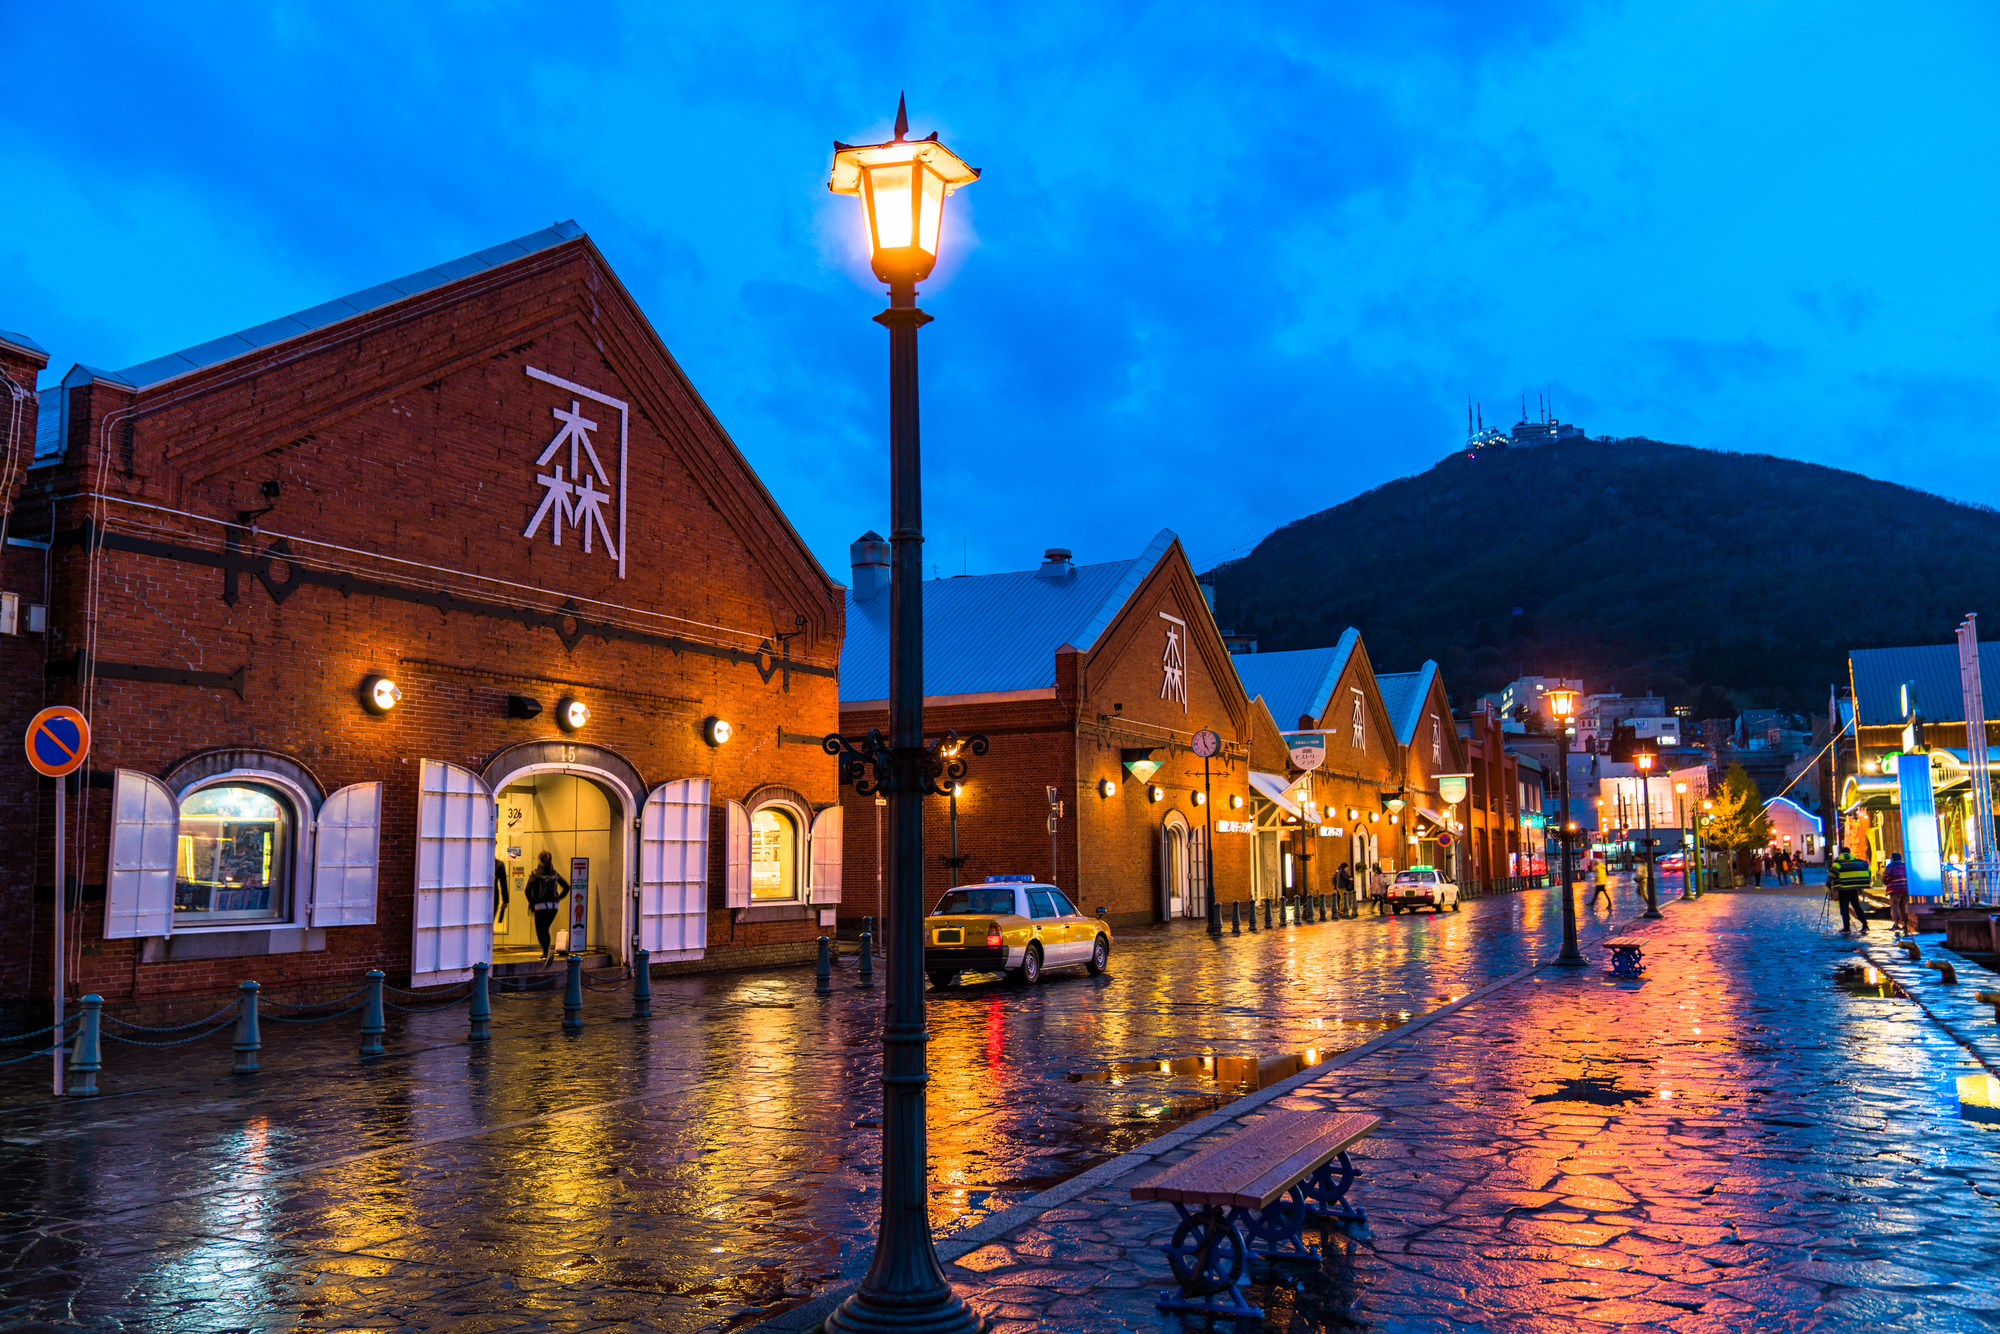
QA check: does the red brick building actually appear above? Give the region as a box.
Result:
[1456,700,1531,885]
[2,223,845,1019]
[837,532,1256,927]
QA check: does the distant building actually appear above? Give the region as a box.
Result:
[1488,675,1584,723]
[1464,394,1584,456]
[1222,634,1259,655]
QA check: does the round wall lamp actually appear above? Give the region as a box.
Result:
[1230,794,1244,810]
[703,716,732,747]
[1147,785,1164,803]
[1346,807,1360,821]
[556,697,590,732]
[1369,811,1381,823]
[1098,778,1118,797]
[359,674,401,716]
[1193,791,1206,806]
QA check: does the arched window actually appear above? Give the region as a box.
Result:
[750,805,802,901]
[174,781,299,925]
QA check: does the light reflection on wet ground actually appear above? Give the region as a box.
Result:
[0,882,1640,1331]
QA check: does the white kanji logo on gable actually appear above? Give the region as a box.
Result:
[522,367,629,578]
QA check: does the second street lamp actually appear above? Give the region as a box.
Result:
[1546,688,1586,965]
[1637,751,1662,919]
[822,98,985,1334]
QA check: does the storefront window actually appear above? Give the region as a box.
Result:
[175,783,293,924]
[750,807,799,901]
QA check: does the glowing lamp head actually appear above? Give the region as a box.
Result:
[1192,790,1206,806]
[556,697,589,732]
[703,716,732,747]
[1147,785,1164,803]
[1230,794,1244,809]
[360,674,401,715]
[1675,780,1687,794]
[1545,688,1577,719]
[1098,778,1117,798]
[1637,752,1655,772]
[829,97,980,285]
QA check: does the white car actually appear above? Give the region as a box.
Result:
[1386,867,1460,914]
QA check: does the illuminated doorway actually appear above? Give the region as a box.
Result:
[493,772,627,964]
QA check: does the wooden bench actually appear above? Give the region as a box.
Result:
[1602,937,1645,978]
[1129,1108,1379,1320]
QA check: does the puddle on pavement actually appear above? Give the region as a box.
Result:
[1832,962,1906,999]
[1530,1076,1653,1106]
[1066,1027,1400,1094]
[1959,1075,2000,1125]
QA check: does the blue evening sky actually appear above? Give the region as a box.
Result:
[4,2,1996,581]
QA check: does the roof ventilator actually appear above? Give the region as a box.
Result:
[1036,547,1074,581]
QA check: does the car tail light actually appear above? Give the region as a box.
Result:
[985,923,1003,948]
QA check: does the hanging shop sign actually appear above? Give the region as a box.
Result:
[1437,774,1470,805]
[1282,730,1329,771]
[522,366,630,579]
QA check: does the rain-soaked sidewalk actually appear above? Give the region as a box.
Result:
[0,882,1637,1331]
[800,888,2000,1334]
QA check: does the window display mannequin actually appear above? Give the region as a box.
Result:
[494,857,510,925]
[525,851,571,962]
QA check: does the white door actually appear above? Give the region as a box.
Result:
[809,806,842,910]
[412,760,495,986]
[724,800,751,908]
[105,770,179,939]
[311,781,383,928]
[639,778,710,962]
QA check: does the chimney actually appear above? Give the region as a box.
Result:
[850,531,891,601]
[1036,547,1074,580]
[1197,572,1216,612]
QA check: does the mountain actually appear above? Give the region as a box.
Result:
[1206,438,2000,715]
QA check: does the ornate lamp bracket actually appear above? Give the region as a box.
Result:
[824,729,988,796]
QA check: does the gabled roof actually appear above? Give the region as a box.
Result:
[1230,630,1359,731]
[1850,641,2000,727]
[1376,662,1440,745]
[840,529,1178,702]
[83,221,585,393]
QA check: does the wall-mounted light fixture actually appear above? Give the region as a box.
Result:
[507,694,542,719]
[360,675,401,716]
[1346,807,1359,821]
[556,697,590,732]
[703,716,732,746]
[1369,811,1380,823]
[1098,778,1117,797]
[1147,785,1164,803]
[1192,791,1206,806]
[1230,794,1244,810]
[1121,748,1161,783]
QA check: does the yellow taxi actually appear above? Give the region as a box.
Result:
[925,875,1111,987]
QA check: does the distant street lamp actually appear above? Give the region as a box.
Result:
[1674,779,1696,900]
[1637,751,1662,919]
[821,97,984,1334]
[1547,689,1585,965]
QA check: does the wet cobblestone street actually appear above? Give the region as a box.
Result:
[901,887,2000,1334]
[0,885,1628,1331]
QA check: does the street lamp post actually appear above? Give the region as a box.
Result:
[822,99,985,1334]
[1547,689,1586,965]
[1675,779,1695,900]
[1637,751,1662,918]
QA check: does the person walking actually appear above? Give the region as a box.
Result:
[1590,854,1613,907]
[1829,845,1871,934]
[525,851,571,961]
[1883,852,1913,936]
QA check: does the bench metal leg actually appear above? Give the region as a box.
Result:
[1158,1202,1261,1320]
[1233,1185,1317,1260]
[1302,1150,1367,1226]
[1607,945,1644,979]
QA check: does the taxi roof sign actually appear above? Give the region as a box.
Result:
[984,874,1036,882]
[25,706,90,778]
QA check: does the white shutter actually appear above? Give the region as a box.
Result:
[412,760,495,986]
[311,781,382,928]
[725,799,751,909]
[640,779,710,961]
[809,806,843,905]
[105,770,178,940]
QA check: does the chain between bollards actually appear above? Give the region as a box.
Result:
[69,995,101,1096]
[231,980,261,1075]
[633,949,652,1018]
[816,935,833,995]
[858,921,874,988]
[563,956,584,1032]
[468,961,491,1042]
[359,971,385,1059]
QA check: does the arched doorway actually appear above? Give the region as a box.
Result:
[1162,810,1206,919]
[484,744,644,968]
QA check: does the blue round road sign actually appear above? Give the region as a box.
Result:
[26,706,90,778]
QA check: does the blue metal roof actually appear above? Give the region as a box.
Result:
[1849,641,2000,726]
[840,529,1179,701]
[1230,631,1359,730]
[1376,662,1439,745]
[103,221,585,391]
[0,329,47,359]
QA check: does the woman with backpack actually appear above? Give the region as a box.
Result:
[524,851,571,962]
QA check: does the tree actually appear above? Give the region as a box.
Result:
[1706,764,1771,857]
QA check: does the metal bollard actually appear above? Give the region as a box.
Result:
[360,970,385,1059]
[858,929,874,988]
[1206,898,1222,936]
[1231,900,1241,935]
[231,980,261,1075]
[563,955,585,1032]
[69,994,102,1096]
[468,961,492,1042]
[1247,897,1258,932]
[816,936,833,995]
[1264,898,1273,930]
[633,949,652,1018]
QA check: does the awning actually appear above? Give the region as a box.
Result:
[1415,806,1449,829]
[1248,770,1301,817]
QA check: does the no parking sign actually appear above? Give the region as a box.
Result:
[25,706,90,777]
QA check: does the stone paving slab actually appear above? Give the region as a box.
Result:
[765,891,2000,1333]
